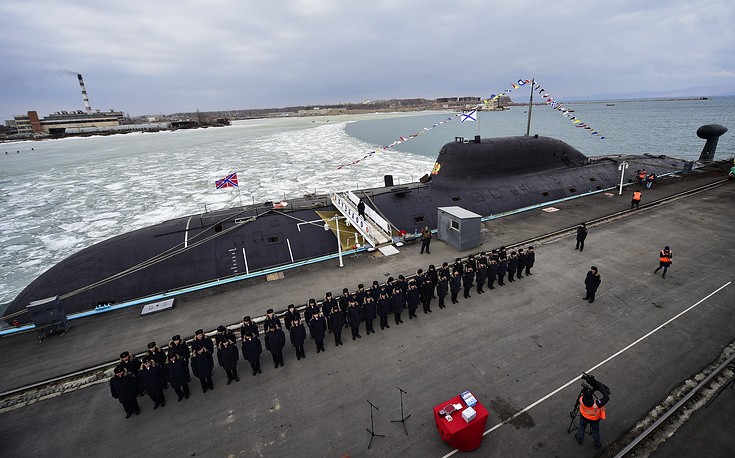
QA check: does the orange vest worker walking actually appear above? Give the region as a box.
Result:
[654,246,673,278]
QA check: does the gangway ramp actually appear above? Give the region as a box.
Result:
[330,191,394,248]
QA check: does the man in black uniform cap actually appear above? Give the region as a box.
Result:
[308,312,327,353]
[346,297,362,340]
[190,344,214,393]
[450,269,461,304]
[215,325,236,347]
[110,365,140,418]
[146,342,167,367]
[193,329,214,353]
[361,295,377,334]
[241,332,263,375]
[264,309,282,330]
[118,351,139,379]
[377,291,391,330]
[322,292,337,319]
[289,317,307,360]
[406,281,420,318]
[240,316,259,340]
[217,337,240,384]
[328,304,345,345]
[165,352,191,400]
[168,335,190,363]
[487,256,498,290]
[265,323,286,367]
[284,304,300,331]
[463,264,474,298]
[437,274,448,308]
[525,246,535,276]
[138,357,166,409]
[304,300,319,327]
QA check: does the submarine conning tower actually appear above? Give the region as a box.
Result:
[431,135,588,189]
[696,124,728,162]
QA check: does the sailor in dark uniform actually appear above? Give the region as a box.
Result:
[322,292,337,319]
[138,357,166,409]
[439,262,450,282]
[437,274,448,308]
[498,249,507,285]
[215,325,237,347]
[516,248,526,279]
[289,317,307,360]
[168,335,190,363]
[392,282,405,325]
[284,304,300,331]
[308,312,327,353]
[265,323,286,367]
[508,251,518,282]
[450,269,461,304]
[328,304,345,345]
[346,297,362,340]
[421,279,433,314]
[165,352,190,401]
[118,351,139,379]
[339,288,351,328]
[476,254,487,294]
[190,344,214,393]
[217,337,240,384]
[241,332,263,375]
[453,258,464,277]
[487,257,498,290]
[463,265,474,299]
[377,290,391,330]
[427,264,438,298]
[361,295,377,335]
[146,342,167,367]
[304,300,319,326]
[193,329,214,353]
[369,281,382,302]
[406,281,420,318]
[240,316,259,340]
[525,246,535,275]
[110,365,140,418]
[355,283,367,305]
[264,309,282,330]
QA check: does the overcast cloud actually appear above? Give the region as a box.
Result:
[1,0,734,120]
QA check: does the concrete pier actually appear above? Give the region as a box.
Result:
[0,169,733,457]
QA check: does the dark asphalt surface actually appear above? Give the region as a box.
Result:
[0,169,734,457]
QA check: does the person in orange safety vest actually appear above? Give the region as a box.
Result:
[631,191,642,209]
[638,169,646,186]
[654,246,673,278]
[576,377,611,450]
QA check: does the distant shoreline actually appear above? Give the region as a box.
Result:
[508,96,713,106]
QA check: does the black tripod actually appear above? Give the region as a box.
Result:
[567,384,595,435]
[391,386,411,435]
[366,400,384,449]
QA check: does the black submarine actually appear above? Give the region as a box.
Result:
[3,124,727,325]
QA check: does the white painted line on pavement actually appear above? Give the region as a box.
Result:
[441,281,731,458]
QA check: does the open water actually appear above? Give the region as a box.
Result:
[1,96,733,305]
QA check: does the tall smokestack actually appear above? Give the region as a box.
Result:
[77,74,92,115]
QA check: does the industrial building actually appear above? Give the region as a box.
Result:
[5,74,124,137]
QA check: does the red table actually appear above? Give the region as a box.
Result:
[433,395,490,451]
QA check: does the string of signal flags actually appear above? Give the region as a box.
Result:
[334,78,604,170]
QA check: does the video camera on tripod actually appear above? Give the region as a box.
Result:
[580,372,611,396]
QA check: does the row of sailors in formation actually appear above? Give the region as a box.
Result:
[110,246,535,417]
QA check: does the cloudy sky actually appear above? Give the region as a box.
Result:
[1,0,733,121]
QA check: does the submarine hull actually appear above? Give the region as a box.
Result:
[2,134,705,323]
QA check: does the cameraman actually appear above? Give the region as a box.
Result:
[576,375,610,450]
